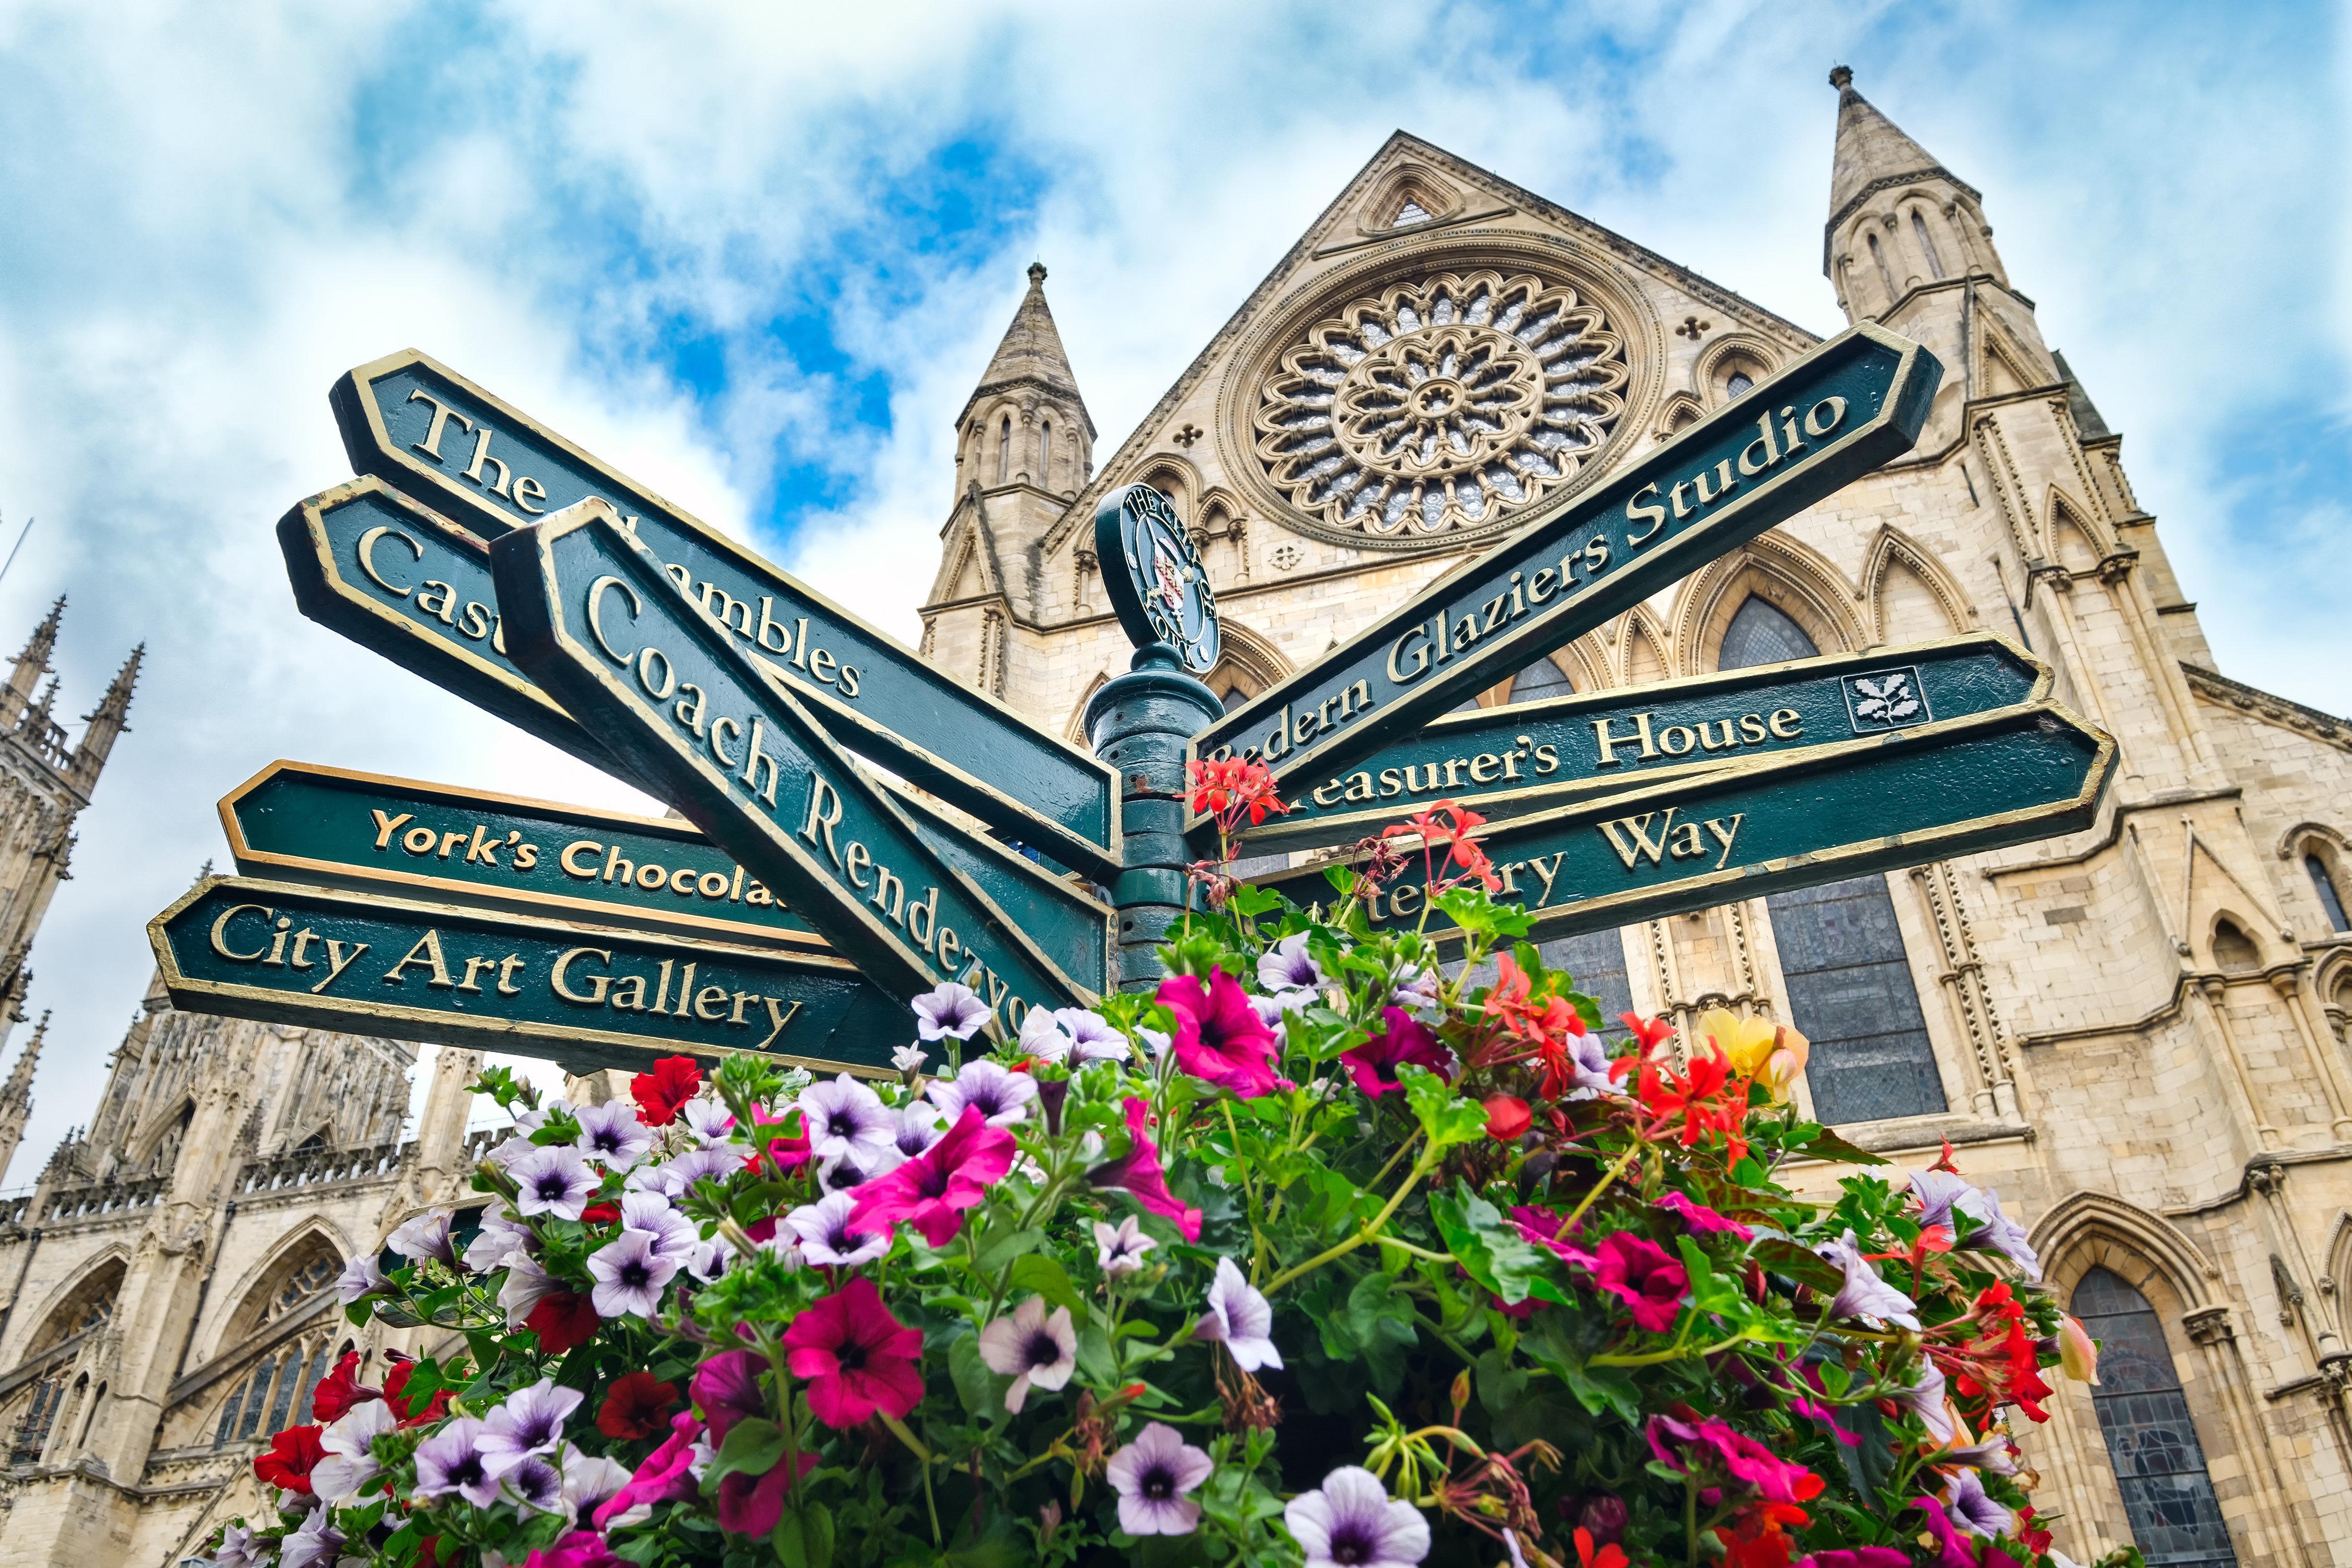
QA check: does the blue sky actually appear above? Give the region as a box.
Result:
[0,0,2341,1180]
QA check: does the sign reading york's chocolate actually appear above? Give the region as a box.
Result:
[1189,322,1942,815]
[330,349,1119,880]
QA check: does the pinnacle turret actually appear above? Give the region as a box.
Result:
[955,263,1094,439]
[70,641,140,791]
[0,595,63,729]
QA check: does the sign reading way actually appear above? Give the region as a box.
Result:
[1191,322,1942,814]
[332,349,1120,880]
[493,499,1092,1031]
[1247,702,2114,944]
[1237,633,2047,855]
[150,877,906,1077]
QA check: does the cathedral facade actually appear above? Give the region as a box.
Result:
[918,72,2352,1567]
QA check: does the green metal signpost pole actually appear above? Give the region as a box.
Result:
[1086,487,1224,990]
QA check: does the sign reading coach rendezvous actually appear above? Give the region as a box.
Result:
[1189,321,1941,823]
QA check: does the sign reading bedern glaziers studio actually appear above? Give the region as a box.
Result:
[330,348,1120,881]
[151,877,905,1076]
[1190,321,1942,818]
[493,499,1092,1033]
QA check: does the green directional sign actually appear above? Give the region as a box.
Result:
[493,499,1092,1033]
[330,348,1120,880]
[1236,633,2047,856]
[1190,322,1943,814]
[149,877,907,1077]
[1244,702,2113,944]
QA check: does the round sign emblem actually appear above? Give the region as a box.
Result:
[1091,483,1221,674]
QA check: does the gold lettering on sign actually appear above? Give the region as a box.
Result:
[1597,808,1745,872]
[355,526,422,597]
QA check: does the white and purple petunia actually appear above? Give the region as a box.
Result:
[1257,933,1324,999]
[927,1059,1037,1127]
[794,1074,896,1168]
[1020,1007,1076,1063]
[413,1416,503,1507]
[586,1229,681,1319]
[891,1042,929,1074]
[212,1522,264,1568]
[463,1209,536,1274]
[1196,1256,1283,1371]
[1943,1467,2014,1538]
[681,1097,736,1147]
[572,1100,654,1169]
[786,1191,891,1267]
[335,1252,390,1306]
[1816,1230,1922,1330]
[387,1208,455,1266]
[511,1144,600,1221]
[498,1454,563,1514]
[1557,1031,1618,1101]
[1284,1465,1431,1568]
[977,1295,1077,1412]
[1095,1216,1155,1277]
[478,1378,585,1477]
[1105,1421,1213,1536]
[1390,966,1440,1011]
[562,1446,633,1519]
[1907,1170,2042,1280]
[499,1255,564,1328]
[911,981,991,1042]
[278,1508,344,1568]
[309,1398,396,1504]
[1054,1007,1131,1063]
[620,1190,700,1264]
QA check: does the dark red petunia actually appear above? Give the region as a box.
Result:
[253,1424,325,1492]
[526,1289,604,1354]
[306,1351,377,1424]
[383,1357,452,1425]
[597,1370,682,1440]
[1338,1007,1451,1097]
[632,1055,703,1125]
[580,1202,621,1225]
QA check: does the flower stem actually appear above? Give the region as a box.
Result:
[1560,1142,1642,1234]
[1263,1152,1433,1294]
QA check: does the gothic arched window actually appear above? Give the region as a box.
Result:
[1866,230,1897,303]
[997,417,1011,485]
[2305,853,2348,932]
[1910,209,1945,280]
[2211,920,2259,973]
[1039,420,1053,488]
[1725,371,1754,399]
[212,1242,344,1448]
[1717,596,1819,671]
[2071,1267,2239,1568]
[1509,655,1574,704]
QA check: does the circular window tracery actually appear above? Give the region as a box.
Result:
[1252,270,1629,540]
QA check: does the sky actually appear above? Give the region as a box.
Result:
[0,0,2342,1183]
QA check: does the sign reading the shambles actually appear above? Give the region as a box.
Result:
[1190,322,1942,810]
[493,499,1093,1030]
[1249,703,2112,944]
[1238,633,2046,855]
[330,349,1120,880]
[221,759,1112,994]
[149,877,905,1077]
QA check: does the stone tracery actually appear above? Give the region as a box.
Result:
[1251,269,1628,539]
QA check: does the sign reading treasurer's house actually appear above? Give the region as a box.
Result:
[1189,322,1942,824]
[491,497,1094,1031]
[332,348,1121,881]
[151,877,905,1076]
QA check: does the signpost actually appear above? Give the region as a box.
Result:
[149,877,907,1076]
[1236,633,2048,855]
[492,498,1093,1031]
[1244,702,2114,943]
[1189,322,1942,820]
[330,349,1121,880]
[220,759,1112,994]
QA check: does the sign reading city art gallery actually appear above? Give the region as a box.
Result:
[1248,702,2114,944]
[149,877,906,1077]
[1190,322,1943,814]
[331,348,1120,880]
[493,499,1094,1030]
[221,760,1112,993]
[1238,633,2048,855]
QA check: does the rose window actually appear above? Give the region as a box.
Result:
[1253,270,1629,538]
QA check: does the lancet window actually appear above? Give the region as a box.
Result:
[1508,655,1574,704]
[2305,852,2347,932]
[1910,209,1946,280]
[211,1246,343,1448]
[2071,1268,2237,1568]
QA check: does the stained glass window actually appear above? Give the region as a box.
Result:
[1717,596,1819,671]
[2072,1268,2238,1568]
[1726,372,1754,399]
[1539,927,1634,1025]
[1768,875,1945,1123]
[1509,655,1574,704]
[2305,854,2347,932]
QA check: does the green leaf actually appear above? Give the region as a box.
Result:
[709,1417,785,1483]
[1675,1235,1745,1317]
[1427,1183,1570,1306]
[947,1333,999,1419]
[975,1225,1046,1273]
[774,1502,837,1568]
[1561,1359,1643,1424]
[1399,1065,1488,1152]
[1473,1347,1528,1416]
[1798,1125,1891,1166]
[1341,1273,1420,1392]
[1075,1321,1119,1385]
[1005,1255,1084,1316]
[1226,884,1283,918]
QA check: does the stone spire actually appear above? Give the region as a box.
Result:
[1822,67,2007,319]
[955,263,1094,440]
[71,641,141,791]
[0,1010,47,1182]
[1825,66,1968,230]
[0,595,63,730]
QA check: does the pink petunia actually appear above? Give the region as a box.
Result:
[591,1411,706,1528]
[846,1104,1014,1248]
[1593,1232,1687,1333]
[690,1351,766,1444]
[780,1277,926,1428]
[716,1452,820,1536]
[1652,1190,1753,1239]
[1337,1008,1452,1098]
[1509,1205,1597,1271]
[1086,1098,1204,1242]
[1646,1414,1824,1506]
[1158,969,1283,1098]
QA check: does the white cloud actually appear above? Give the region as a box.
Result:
[0,0,2341,1181]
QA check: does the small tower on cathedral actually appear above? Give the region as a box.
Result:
[951,263,1097,543]
[0,1009,48,1180]
[0,595,64,732]
[72,642,142,792]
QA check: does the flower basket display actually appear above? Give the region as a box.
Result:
[194,769,2124,1568]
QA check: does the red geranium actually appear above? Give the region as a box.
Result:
[597,1370,681,1440]
[632,1055,702,1125]
[526,1289,604,1355]
[1188,757,1289,834]
[1483,1094,1532,1141]
[253,1423,324,1492]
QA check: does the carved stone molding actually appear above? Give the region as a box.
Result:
[2183,1305,2235,1346]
